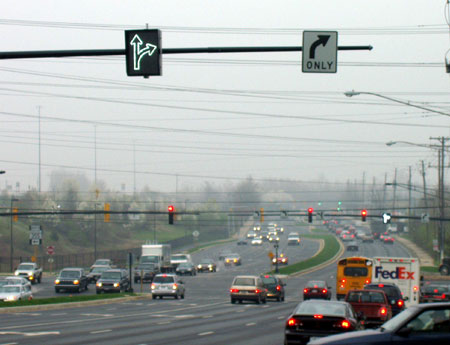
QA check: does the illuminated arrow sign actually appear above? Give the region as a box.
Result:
[125,29,161,76]
[302,31,338,73]
[382,213,392,224]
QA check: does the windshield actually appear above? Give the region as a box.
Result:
[94,260,110,266]
[59,270,81,278]
[91,267,109,273]
[153,276,175,283]
[0,286,21,293]
[233,277,256,286]
[17,264,34,270]
[381,308,415,332]
[101,272,121,280]
[178,263,191,268]
[141,256,159,264]
[172,255,187,261]
[261,277,277,285]
[200,260,213,265]
[296,302,346,317]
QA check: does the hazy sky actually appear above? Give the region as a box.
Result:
[0,0,449,194]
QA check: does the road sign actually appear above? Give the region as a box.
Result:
[47,246,55,255]
[192,230,200,238]
[48,258,54,263]
[30,225,42,245]
[268,252,274,259]
[382,213,392,224]
[125,29,161,76]
[31,256,36,262]
[421,213,430,223]
[302,31,338,73]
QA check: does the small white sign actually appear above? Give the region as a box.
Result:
[192,230,200,238]
[302,31,338,73]
[421,213,430,223]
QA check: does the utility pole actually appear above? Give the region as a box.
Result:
[421,160,430,242]
[393,168,398,213]
[37,106,41,193]
[408,166,412,234]
[133,141,136,195]
[430,136,449,261]
[362,171,366,206]
[383,173,387,209]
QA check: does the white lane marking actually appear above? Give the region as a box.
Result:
[90,329,112,334]
[50,313,66,316]
[278,316,285,320]
[0,331,60,337]
[81,314,113,317]
[246,322,256,326]
[202,315,213,318]
[262,305,270,308]
[198,331,214,336]
[157,321,171,325]
[175,315,195,318]
[0,343,18,345]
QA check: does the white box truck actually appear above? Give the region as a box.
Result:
[372,257,420,306]
[140,244,173,273]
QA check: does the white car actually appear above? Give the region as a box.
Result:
[251,238,263,246]
[0,284,33,302]
[5,276,32,288]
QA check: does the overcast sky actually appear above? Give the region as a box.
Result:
[0,0,449,195]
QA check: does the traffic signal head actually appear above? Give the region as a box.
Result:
[308,208,313,223]
[382,213,391,224]
[168,205,175,224]
[361,209,367,222]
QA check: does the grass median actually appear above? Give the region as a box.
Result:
[0,292,137,308]
[187,238,236,254]
[271,234,341,275]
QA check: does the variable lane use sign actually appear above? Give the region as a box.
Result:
[125,29,162,76]
[302,31,338,73]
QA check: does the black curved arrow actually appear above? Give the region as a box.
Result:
[309,35,330,59]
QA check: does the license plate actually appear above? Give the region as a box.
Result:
[312,289,317,293]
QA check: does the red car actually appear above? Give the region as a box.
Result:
[272,254,289,265]
[345,289,392,328]
[303,280,332,300]
[383,236,395,244]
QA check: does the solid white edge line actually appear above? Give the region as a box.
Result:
[198,331,214,336]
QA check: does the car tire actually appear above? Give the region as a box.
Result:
[440,265,450,276]
[277,296,281,302]
[181,293,185,299]
[77,286,81,293]
[38,275,42,284]
[152,295,156,299]
[231,298,236,304]
[96,290,101,294]
[281,296,285,302]
[238,299,243,304]
[256,297,261,304]
[55,288,60,293]
[263,298,267,304]
[174,294,178,299]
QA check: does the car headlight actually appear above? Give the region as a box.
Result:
[208,264,213,268]
[55,279,60,284]
[113,283,120,288]
[27,272,33,276]
[198,265,202,269]
[73,280,80,285]
[96,282,102,287]
[6,295,18,301]
[14,271,19,276]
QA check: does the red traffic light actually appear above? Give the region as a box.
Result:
[168,205,175,212]
[361,209,367,216]
[308,208,314,213]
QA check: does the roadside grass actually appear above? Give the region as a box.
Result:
[187,238,236,254]
[270,234,340,275]
[0,292,137,308]
[421,266,439,273]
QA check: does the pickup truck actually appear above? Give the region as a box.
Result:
[345,289,392,328]
[14,262,43,284]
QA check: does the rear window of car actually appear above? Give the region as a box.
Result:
[424,285,449,293]
[261,277,277,285]
[234,277,256,286]
[347,291,385,303]
[153,276,175,283]
[344,267,368,277]
[296,302,346,317]
[366,285,401,298]
[307,281,326,288]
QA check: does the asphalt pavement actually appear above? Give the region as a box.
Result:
[0,221,413,345]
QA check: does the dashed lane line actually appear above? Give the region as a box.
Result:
[198,331,214,336]
[90,329,112,334]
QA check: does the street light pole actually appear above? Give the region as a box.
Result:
[344,91,450,118]
[10,197,19,272]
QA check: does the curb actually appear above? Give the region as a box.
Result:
[289,236,344,278]
[0,294,152,314]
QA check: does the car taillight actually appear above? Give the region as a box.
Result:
[397,299,404,307]
[276,285,281,291]
[380,307,387,316]
[322,289,327,294]
[378,284,384,288]
[434,289,439,293]
[287,318,302,327]
[365,279,371,284]
[303,288,308,293]
[314,314,323,319]
[341,320,350,328]
[230,288,239,293]
[255,289,262,294]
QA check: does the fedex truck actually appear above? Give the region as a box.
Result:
[372,257,420,306]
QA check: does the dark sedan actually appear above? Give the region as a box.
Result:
[285,300,362,345]
[96,269,130,294]
[421,284,450,303]
[309,302,450,344]
[261,274,285,302]
[197,259,217,273]
[134,263,157,283]
[176,262,197,276]
[55,268,89,293]
[303,280,332,300]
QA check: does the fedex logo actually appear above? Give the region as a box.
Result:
[374,266,415,280]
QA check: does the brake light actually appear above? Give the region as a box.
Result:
[314,314,323,319]
[342,279,346,283]
[365,279,371,284]
[442,294,447,299]
[434,289,438,293]
[322,289,327,294]
[341,320,350,328]
[287,318,297,326]
[380,307,387,315]
[276,285,281,291]
[303,288,308,293]
[163,274,167,277]
[397,300,404,307]
[265,275,270,278]
[255,289,262,294]
[378,284,384,288]
[230,288,239,293]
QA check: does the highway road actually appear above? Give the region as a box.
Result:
[0,221,413,345]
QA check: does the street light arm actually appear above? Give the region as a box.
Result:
[345,91,450,118]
